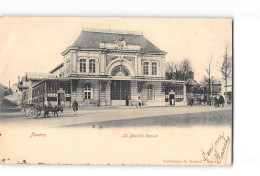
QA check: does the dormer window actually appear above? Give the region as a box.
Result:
[80,59,86,72]
[89,59,95,73]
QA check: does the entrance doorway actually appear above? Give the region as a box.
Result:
[169,94,175,105]
[57,89,65,106]
[111,80,131,105]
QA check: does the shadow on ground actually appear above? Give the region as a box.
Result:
[64,110,232,128]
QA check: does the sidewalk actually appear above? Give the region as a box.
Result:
[63,104,232,111]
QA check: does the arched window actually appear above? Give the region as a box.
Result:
[147,85,155,100]
[80,59,86,73]
[152,62,157,75]
[111,65,130,76]
[89,59,95,73]
[84,83,93,100]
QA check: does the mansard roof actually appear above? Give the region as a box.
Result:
[62,30,166,55]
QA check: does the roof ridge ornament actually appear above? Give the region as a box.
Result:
[116,39,126,50]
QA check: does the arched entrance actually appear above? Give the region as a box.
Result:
[106,58,135,77]
[110,65,131,106]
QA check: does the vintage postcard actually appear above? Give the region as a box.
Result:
[0,17,232,165]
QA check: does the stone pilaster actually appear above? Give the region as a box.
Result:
[183,84,187,102]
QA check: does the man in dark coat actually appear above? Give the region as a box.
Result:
[72,100,78,115]
[190,97,194,106]
[219,95,225,107]
[214,97,218,107]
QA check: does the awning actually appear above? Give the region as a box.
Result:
[32,76,186,88]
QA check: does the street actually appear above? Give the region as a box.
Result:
[0,106,232,128]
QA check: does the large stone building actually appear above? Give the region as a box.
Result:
[20,29,187,107]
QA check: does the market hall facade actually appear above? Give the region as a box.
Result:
[20,29,187,107]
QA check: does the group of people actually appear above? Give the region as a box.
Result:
[214,95,225,107]
[189,95,225,107]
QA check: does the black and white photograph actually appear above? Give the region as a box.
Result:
[0,17,233,166]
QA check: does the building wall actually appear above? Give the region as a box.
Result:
[71,80,99,107]
[140,81,166,106]
[23,78,187,107]
[41,37,187,107]
[62,50,165,78]
[68,80,174,107]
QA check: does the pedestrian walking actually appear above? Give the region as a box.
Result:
[72,100,78,115]
[219,95,225,107]
[190,97,194,106]
[214,97,218,107]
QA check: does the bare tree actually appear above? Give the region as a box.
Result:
[179,59,194,81]
[165,59,194,81]
[221,47,232,105]
[204,54,213,106]
[165,61,178,80]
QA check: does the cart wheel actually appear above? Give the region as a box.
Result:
[27,108,37,119]
[36,110,41,118]
[25,108,33,119]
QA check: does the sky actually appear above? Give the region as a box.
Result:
[0,17,232,87]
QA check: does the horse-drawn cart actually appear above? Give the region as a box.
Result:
[22,104,63,119]
[22,104,42,119]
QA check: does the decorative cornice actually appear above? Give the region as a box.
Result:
[61,47,167,56]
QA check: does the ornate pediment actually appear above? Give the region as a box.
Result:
[115,38,126,50]
[99,39,141,51]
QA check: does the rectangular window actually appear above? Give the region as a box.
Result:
[143,62,149,75]
[85,92,91,99]
[84,84,93,100]
[147,85,154,100]
[152,62,157,75]
[80,59,86,72]
[89,59,95,73]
